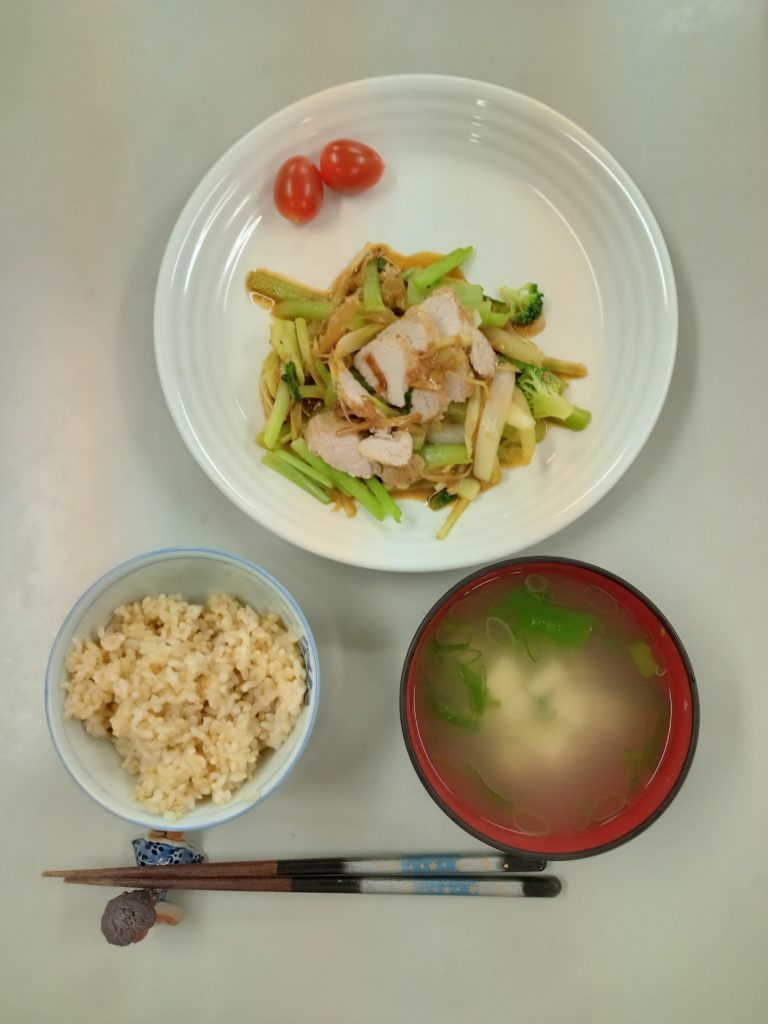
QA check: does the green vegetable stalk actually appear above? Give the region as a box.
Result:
[262,379,292,449]
[261,452,331,504]
[281,362,301,401]
[290,439,386,522]
[418,444,471,470]
[247,270,326,304]
[362,260,385,311]
[562,407,592,431]
[407,246,474,304]
[272,299,335,320]
[367,477,402,522]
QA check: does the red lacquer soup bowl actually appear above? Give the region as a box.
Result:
[400,558,699,859]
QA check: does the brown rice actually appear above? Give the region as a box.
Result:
[63,593,307,818]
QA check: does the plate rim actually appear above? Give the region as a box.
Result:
[154,73,678,573]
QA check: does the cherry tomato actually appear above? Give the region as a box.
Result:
[273,156,324,223]
[319,139,385,192]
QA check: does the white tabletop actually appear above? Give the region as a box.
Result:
[2,2,766,1021]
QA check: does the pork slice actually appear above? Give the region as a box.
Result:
[353,335,413,407]
[358,429,413,467]
[336,369,374,415]
[418,287,474,338]
[411,388,451,423]
[469,327,498,378]
[378,454,426,490]
[305,412,372,479]
[380,307,439,352]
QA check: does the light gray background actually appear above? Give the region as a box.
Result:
[2,2,766,1021]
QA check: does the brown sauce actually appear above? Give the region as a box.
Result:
[395,487,435,503]
[514,315,546,338]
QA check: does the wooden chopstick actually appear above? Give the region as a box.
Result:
[53,873,561,897]
[43,852,546,882]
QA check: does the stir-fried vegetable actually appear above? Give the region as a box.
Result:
[252,243,590,537]
[473,366,517,481]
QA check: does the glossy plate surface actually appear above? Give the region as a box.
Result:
[155,76,677,571]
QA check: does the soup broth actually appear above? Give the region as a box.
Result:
[413,571,671,838]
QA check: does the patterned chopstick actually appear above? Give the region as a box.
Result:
[44,852,546,882]
[56,873,560,897]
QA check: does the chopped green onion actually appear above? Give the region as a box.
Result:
[430,690,479,730]
[367,477,402,522]
[466,762,516,805]
[485,616,515,647]
[428,489,457,511]
[435,621,472,650]
[261,452,331,504]
[418,444,471,470]
[272,299,335,320]
[262,379,292,449]
[627,641,660,679]
[298,384,325,399]
[362,260,385,311]
[456,659,488,715]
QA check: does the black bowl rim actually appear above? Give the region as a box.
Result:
[399,556,700,861]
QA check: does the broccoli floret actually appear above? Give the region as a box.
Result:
[517,365,573,421]
[500,283,544,326]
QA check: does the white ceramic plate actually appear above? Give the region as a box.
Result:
[155,75,676,572]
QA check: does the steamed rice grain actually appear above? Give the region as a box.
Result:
[63,593,307,818]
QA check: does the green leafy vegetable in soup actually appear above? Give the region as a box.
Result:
[413,572,671,838]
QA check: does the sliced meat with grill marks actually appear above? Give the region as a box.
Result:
[336,369,375,416]
[353,334,414,407]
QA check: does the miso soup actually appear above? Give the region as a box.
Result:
[411,570,672,839]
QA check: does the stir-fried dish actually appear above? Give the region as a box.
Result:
[248,244,590,539]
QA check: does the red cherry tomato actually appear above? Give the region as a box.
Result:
[273,156,324,223]
[319,139,385,192]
